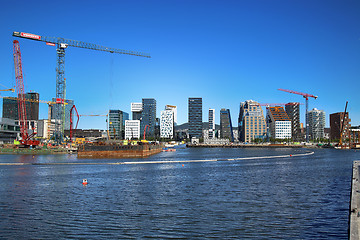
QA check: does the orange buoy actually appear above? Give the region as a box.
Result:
[82,179,88,185]
[290,154,292,157]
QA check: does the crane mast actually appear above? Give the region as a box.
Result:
[13,31,151,144]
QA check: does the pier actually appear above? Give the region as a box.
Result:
[350,161,360,239]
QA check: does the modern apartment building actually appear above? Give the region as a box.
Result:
[285,102,301,141]
[165,105,177,125]
[140,98,156,138]
[160,109,174,139]
[208,109,215,139]
[109,110,129,139]
[131,102,142,121]
[266,106,292,139]
[188,98,202,138]
[307,108,325,140]
[330,112,351,140]
[220,108,234,141]
[125,120,140,140]
[3,92,40,121]
[238,100,267,142]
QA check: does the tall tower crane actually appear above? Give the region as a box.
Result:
[278,88,318,143]
[12,31,151,144]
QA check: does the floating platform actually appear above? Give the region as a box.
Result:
[77,143,163,158]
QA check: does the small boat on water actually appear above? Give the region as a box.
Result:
[162,147,176,152]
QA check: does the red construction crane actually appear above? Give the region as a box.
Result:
[278,88,318,142]
[13,40,40,146]
[69,105,79,142]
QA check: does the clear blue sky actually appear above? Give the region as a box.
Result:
[1,0,359,129]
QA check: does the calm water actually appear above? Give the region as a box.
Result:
[0,147,359,239]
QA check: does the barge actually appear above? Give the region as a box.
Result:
[77,143,163,158]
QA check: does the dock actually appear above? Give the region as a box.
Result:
[349,161,360,239]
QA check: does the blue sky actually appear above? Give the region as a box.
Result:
[0,0,359,129]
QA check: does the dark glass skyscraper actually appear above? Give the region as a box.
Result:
[220,108,234,141]
[109,110,129,139]
[188,97,202,138]
[2,92,39,121]
[141,98,156,138]
[285,103,301,141]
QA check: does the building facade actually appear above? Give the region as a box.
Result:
[165,105,177,125]
[208,109,215,139]
[0,118,20,143]
[330,112,351,140]
[51,98,74,130]
[285,102,301,141]
[266,106,292,139]
[307,108,325,140]
[220,108,234,141]
[188,98,202,138]
[160,109,174,139]
[131,102,142,121]
[238,100,267,143]
[125,120,140,140]
[109,110,129,139]
[2,92,40,121]
[37,119,55,139]
[140,98,156,138]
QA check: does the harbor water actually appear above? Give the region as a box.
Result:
[0,148,359,239]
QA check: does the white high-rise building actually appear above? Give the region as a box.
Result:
[165,105,177,125]
[125,120,140,140]
[307,108,325,140]
[208,109,215,139]
[131,102,142,121]
[160,109,174,138]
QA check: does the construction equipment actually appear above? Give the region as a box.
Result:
[278,89,318,143]
[13,40,40,146]
[13,31,151,144]
[339,101,348,148]
[69,105,79,142]
[143,125,150,140]
[0,88,15,93]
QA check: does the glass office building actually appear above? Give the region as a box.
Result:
[188,98,202,138]
[3,92,39,121]
[140,98,156,138]
[109,110,129,139]
[220,108,234,141]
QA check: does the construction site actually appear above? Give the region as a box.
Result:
[0,31,153,155]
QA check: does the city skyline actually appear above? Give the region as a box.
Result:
[0,1,359,129]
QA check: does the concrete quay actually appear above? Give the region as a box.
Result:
[350,161,360,239]
[187,143,303,148]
